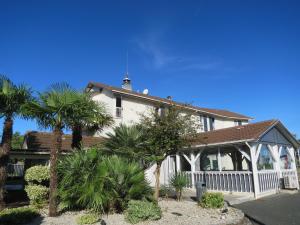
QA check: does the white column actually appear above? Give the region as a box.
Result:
[176,153,181,172]
[217,147,222,171]
[190,152,196,187]
[287,147,299,189]
[248,143,260,198]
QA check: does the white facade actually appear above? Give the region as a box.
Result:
[88,82,251,186]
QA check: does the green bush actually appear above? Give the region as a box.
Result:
[200,192,224,208]
[170,172,188,201]
[125,200,162,224]
[0,206,39,225]
[76,213,101,225]
[25,184,49,207]
[159,185,173,198]
[25,165,50,184]
[57,149,152,212]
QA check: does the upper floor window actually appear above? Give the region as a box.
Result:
[234,120,242,126]
[202,116,215,132]
[116,96,122,117]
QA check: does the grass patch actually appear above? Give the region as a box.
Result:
[125,200,161,224]
[76,213,101,225]
[0,206,40,225]
[199,192,224,208]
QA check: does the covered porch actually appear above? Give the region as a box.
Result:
[164,120,300,198]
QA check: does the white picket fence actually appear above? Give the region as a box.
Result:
[7,163,24,177]
[182,169,298,195]
[257,170,280,193]
[183,171,253,193]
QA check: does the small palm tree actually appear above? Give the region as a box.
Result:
[0,75,32,210]
[23,83,79,216]
[170,172,188,201]
[104,124,149,168]
[66,92,113,150]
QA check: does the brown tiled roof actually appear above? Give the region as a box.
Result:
[191,120,279,146]
[23,131,105,152]
[86,81,252,120]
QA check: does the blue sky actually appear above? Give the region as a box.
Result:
[0,0,300,136]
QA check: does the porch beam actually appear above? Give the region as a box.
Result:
[234,145,251,162]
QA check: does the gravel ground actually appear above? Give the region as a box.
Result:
[26,200,245,225]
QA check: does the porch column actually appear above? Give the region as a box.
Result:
[176,153,181,172]
[287,146,299,189]
[190,152,196,187]
[247,142,261,198]
[217,147,222,171]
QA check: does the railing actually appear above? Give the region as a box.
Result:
[183,171,253,193]
[7,163,24,177]
[281,169,297,178]
[258,170,280,193]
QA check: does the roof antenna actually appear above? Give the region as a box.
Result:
[122,51,132,91]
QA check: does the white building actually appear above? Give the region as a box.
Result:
[85,75,300,198]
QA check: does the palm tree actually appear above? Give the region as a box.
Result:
[0,75,32,210]
[104,124,149,168]
[23,83,79,216]
[67,93,113,150]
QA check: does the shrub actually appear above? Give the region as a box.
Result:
[170,172,188,201]
[159,185,173,199]
[125,200,161,224]
[200,192,224,208]
[76,213,101,225]
[25,165,50,184]
[25,185,49,207]
[0,206,39,225]
[57,149,152,212]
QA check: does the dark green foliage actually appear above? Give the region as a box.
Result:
[170,172,188,201]
[103,124,150,168]
[0,206,39,225]
[11,132,24,149]
[200,192,224,208]
[125,200,162,224]
[57,149,152,212]
[76,213,101,225]
[159,185,173,199]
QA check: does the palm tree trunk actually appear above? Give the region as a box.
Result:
[0,117,13,210]
[71,124,82,150]
[49,124,62,217]
[154,162,162,201]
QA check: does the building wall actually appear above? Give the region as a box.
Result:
[91,88,248,137]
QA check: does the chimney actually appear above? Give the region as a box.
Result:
[122,73,132,91]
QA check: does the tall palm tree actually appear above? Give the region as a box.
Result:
[67,93,113,150]
[23,83,78,216]
[0,75,32,210]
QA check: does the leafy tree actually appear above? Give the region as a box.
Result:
[0,75,32,210]
[66,92,113,150]
[23,83,79,216]
[11,132,24,149]
[140,105,197,201]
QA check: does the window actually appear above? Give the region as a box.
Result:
[257,145,274,170]
[209,117,215,131]
[116,96,122,117]
[203,116,208,132]
[234,120,242,126]
[280,146,292,169]
[203,116,215,132]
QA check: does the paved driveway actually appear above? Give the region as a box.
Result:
[235,192,300,225]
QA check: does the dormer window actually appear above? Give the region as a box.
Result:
[116,96,122,118]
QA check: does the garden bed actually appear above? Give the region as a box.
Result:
[25,199,245,225]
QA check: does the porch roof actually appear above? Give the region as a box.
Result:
[190,120,300,148]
